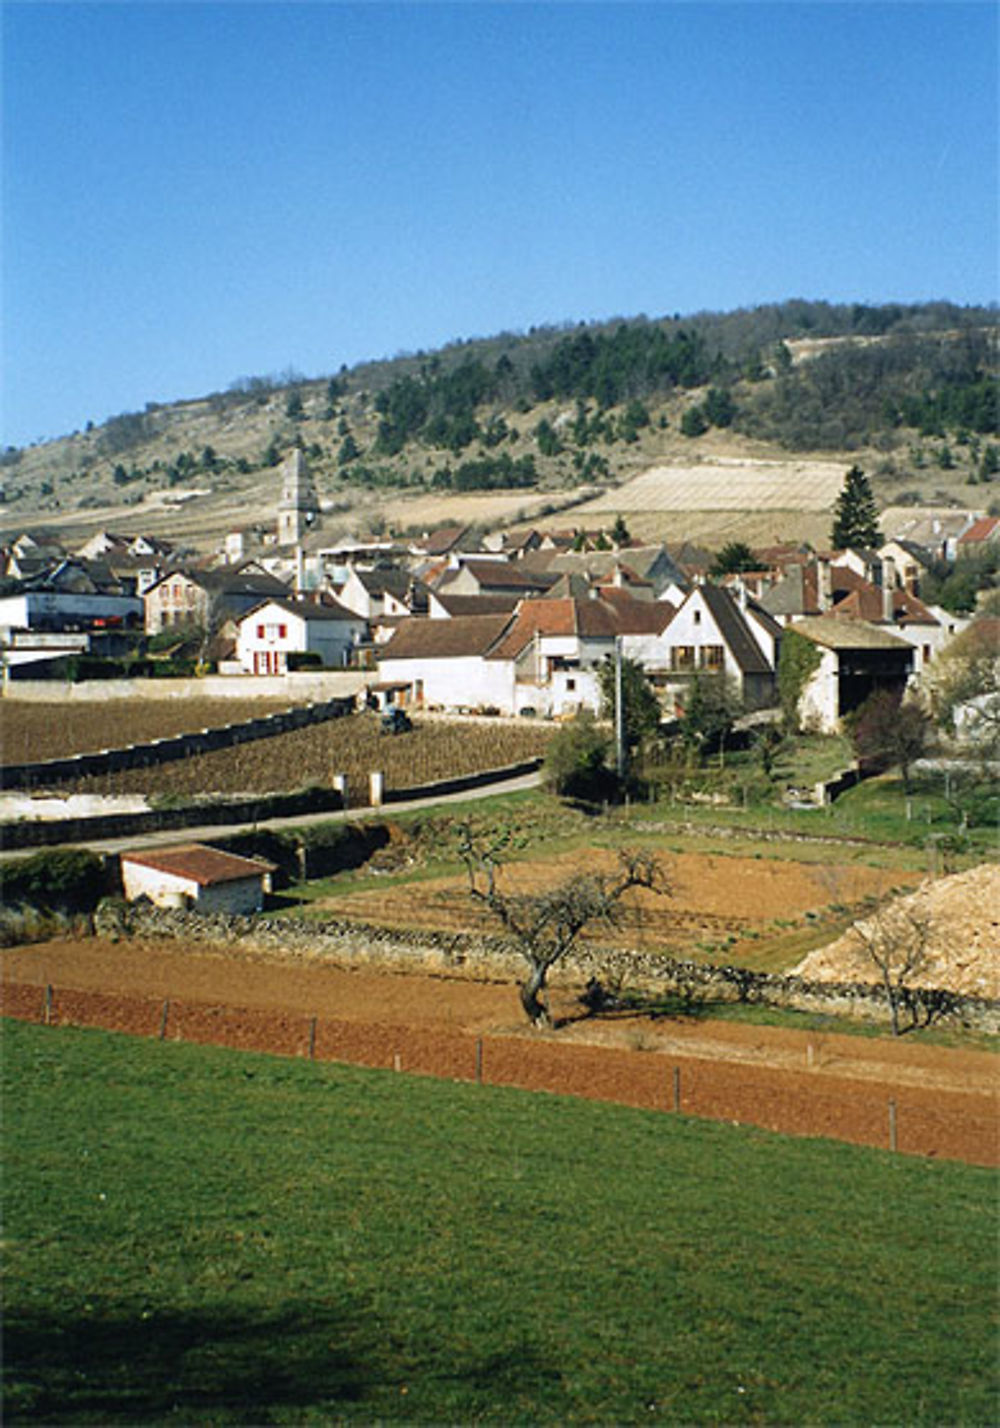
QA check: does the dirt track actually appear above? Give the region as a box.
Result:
[3,937,996,1167]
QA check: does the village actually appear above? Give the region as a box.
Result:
[2,447,997,742]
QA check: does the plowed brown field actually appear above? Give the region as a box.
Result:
[3,936,995,1167]
[319,847,921,964]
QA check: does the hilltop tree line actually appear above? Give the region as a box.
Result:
[10,302,995,506]
[366,308,997,465]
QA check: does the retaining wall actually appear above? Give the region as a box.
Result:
[95,901,1000,1036]
[0,758,543,852]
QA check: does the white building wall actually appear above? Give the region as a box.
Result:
[663,594,741,683]
[236,602,363,673]
[0,591,143,632]
[378,653,515,712]
[798,649,840,733]
[121,861,266,913]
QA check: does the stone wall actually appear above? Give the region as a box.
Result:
[1,786,346,851]
[99,901,1000,1035]
[0,758,542,851]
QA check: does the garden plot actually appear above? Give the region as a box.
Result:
[581,457,845,513]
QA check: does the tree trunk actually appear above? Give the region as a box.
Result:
[883,969,902,1036]
[520,962,551,1028]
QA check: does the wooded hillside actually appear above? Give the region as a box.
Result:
[3,300,996,548]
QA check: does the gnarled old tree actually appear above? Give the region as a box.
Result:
[459,827,666,1027]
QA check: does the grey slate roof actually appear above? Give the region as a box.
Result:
[698,584,771,674]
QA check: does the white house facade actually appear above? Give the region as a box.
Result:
[236,597,366,675]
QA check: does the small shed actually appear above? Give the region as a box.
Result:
[120,843,276,914]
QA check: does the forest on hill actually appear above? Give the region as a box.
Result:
[3,299,997,530]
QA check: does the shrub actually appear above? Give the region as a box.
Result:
[0,849,108,914]
[544,710,618,802]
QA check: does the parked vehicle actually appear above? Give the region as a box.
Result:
[380,707,413,735]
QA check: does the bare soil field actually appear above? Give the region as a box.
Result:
[3,936,995,1166]
[315,846,922,966]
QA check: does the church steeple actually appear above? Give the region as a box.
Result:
[277,448,321,545]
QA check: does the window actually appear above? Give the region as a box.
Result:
[566,678,576,691]
[671,646,695,671]
[693,608,701,625]
[700,645,724,670]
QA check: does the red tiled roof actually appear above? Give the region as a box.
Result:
[486,597,620,660]
[832,584,939,626]
[121,843,276,886]
[958,516,1000,544]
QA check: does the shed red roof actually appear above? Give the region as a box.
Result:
[121,843,276,887]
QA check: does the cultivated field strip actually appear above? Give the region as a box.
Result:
[13,713,553,804]
[1,699,298,765]
[582,458,845,512]
[4,984,995,1166]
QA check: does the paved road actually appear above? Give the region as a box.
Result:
[0,767,545,861]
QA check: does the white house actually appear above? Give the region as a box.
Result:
[483,596,622,716]
[235,595,366,674]
[656,584,779,712]
[376,613,515,711]
[377,595,634,718]
[120,843,276,914]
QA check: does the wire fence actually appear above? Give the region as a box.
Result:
[3,981,996,1167]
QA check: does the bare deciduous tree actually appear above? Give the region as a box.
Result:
[459,826,667,1027]
[850,902,933,1036]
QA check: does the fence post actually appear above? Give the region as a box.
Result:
[308,1016,317,1060]
[889,1098,898,1153]
[370,771,384,807]
[44,984,53,1026]
[159,998,170,1040]
[672,1065,681,1112]
[475,1038,484,1085]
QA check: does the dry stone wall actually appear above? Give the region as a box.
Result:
[98,900,1000,1035]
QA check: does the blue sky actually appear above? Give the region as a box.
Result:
[3,1,997,447]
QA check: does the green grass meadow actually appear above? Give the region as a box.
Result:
[3,1019,997,1425]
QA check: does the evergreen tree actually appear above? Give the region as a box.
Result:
[611,513,631,546]
[711,540,758,576]
[830,465,881,549]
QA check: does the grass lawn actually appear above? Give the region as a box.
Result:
[4,1020,996,1425]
